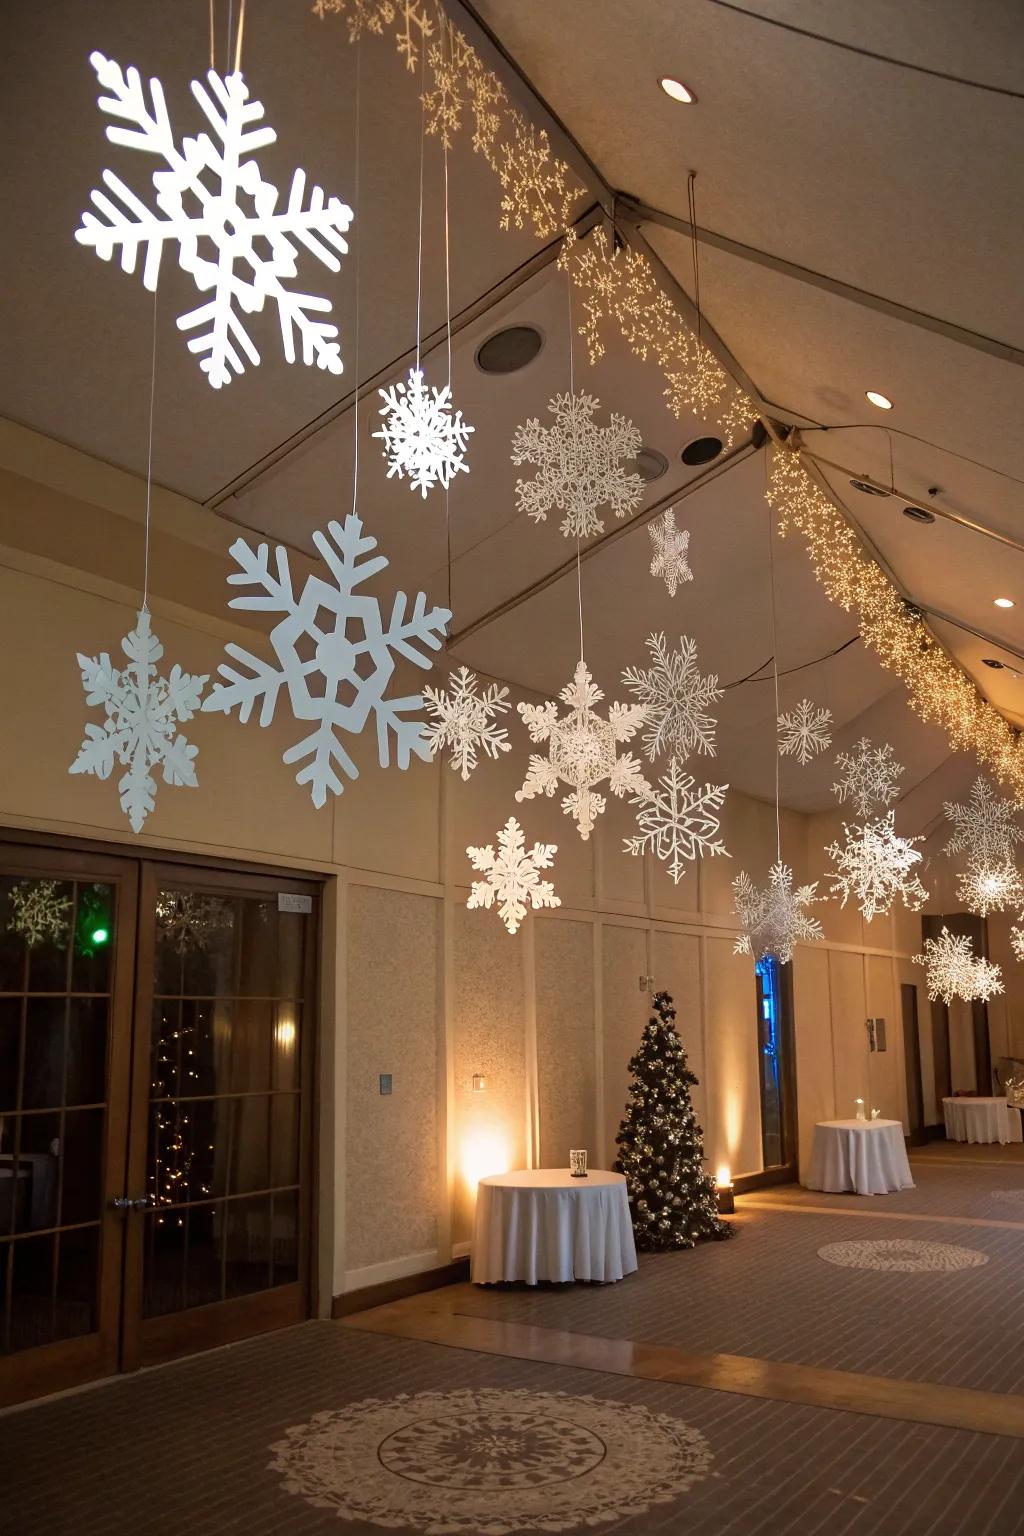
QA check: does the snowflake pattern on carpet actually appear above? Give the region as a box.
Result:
[826,813,927,921]
[422,666,511,781]
[374,369,474,497]
[777,698,833,765]
[7,881,72,948]
[515,660,649,840]
[832,737,904,816]
[202,516,450,808]
[818,1239,987,1273]
[733,861,823,965]
[913,926,1003,1005]
[621,633,722,763]
[624,758,729,882]
[71,609,207,833]
[466,817,560,934]
[76,54,353,389]
[648,509,692,597]
[510,392,644,540]
[155,891,234,954]
[957,859,1024,917]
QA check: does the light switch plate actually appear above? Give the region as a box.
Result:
[379,1073,393,1096]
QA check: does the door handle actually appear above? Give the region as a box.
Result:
[111,1195,151,1213]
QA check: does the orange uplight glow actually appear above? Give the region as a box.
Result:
[715,1164,733,1190]
[461,1129,510,1193]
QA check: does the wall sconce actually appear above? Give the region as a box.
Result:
[715,1164,734,1215]
[471,1073,487,1093]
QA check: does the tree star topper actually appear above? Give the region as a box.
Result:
[733,861,823,965]
[202,515,451,808]
[778,698,833,766]
[624,757,729,882]
[826,813,927,922]
[511,391,644,540]
[375,368,474,497]
[7,881,72,948]
[913,927,1003,1005]
[622,632,722,763]
[466,816,560,935]
[515,659,649,840]
[648,508,692,597]
[422,665,511,781]
[76,52,353,389]
[832,737,904,816]
[71,609,207,833]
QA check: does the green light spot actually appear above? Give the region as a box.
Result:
[91,927,109,945]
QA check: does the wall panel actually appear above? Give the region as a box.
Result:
[600,924,649,1164]
[704,936,762,1177]
[535,919,595,1168]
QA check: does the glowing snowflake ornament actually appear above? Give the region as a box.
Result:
[7,881,72,948]
[957,860,1023,917]
[914,927,1003,1005]
[202,516,451,808]
[648,509,692,597]
[622,633,722,762]
[832,737,903,816]
[466,817,560,935]
[76,53,353,389]
[374,369,473,497]
[826,814,927,922]
[733,861,823,965]
[778,698,833,766]
[624,758,729,882]
[422,666,511,781]
[1012,923,1024,965]
[515,660,649,840]
[511,391,644,540]
[71,609,207,832]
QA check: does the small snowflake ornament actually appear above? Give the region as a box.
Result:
[622,633,722,763]
[511,391,644,540]
[76,53,353,389]
[826,814,927,922]
[648,509,692,597]
[778,699,833,766]
[466,816,560,934]
[202,515,451,808]
[733,861,823,965]
[832,737,904,816]
[374,368,474,497]
[624,758,729,882]
[1011,922,1024,965]
[913,927,1003,1005]
[156,891,234,954]
[7,880,72,948]
[71,609,207,833]
[422,666,511,780]
[515,660,649,840]
[957,859,1024,917]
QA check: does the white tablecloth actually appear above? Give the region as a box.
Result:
[471,1169,638,1284]
[805,1119,915,1195]
[943,1097,1023,1145]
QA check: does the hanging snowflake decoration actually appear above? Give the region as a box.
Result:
[202,516,451,808]
[515,660,649,840]
[944,777,1024,864]
[155,892,234,954]
[510,391,644,541]
[466,816,560,935]
[733,861,823,965]
[624,758,729,882]
[71,609,207,833]
[1012,923,1024,965]
[913,927,1003,1005]
[422,665,511,781]
[374,368,474,497]
[648,508,692,597]
[832,737,904,816]
[622,633,722,763]
[7,881,72,948]
[826,814,927,922]
[957,859,1024,917]
[76,54,353,389]
[778,699,833,766]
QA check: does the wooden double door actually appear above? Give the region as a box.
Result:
[0,841,319,1407]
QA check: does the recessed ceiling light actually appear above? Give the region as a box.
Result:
[659,76,695,103]
[902,505,934,524]
[629,447,669,483]
[983,658,1005,669]
[865,390,893,410]
[681,435,722,466]
[849,478,889,497]
[475,324,544,374]
[995,597,1015,609]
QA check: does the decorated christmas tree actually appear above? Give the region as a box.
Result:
[615,990,732,1250]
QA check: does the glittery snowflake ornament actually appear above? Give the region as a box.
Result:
[511,392,644,540]
[422,666,511,780]
[1011,923,1024,965]
[826,814,927,922]
[778,699,833,766]
[374,368,474,497]
[957,860,1024,917]
[832,737,903,816]
[202,516,450,808]
[648,508,692,597]
[7,881,72,947]
[944,777,1024,863]
[625,758,729,882]
[622,633,721,762]
[733,862,823,965]
[515,660,649,840]
[76,54,353,389]
[466,817,560,934]
[156,892,234,954]
[71,609,207,832]
[913,927,1003,1005]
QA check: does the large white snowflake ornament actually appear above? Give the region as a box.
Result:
[515,660,649,840]
[71,609,207,832]
[624,757,729,882]
[202,516,451,808]
[826,814,927,922]
[422,666,511,781]
[944,777,1024,864]
[913,927,1003,1005]
[957,860,1024,917]
[622,633,722,763]
[648,508,692,597]
[466,817,560,935]
[733,861,823,965]
[7,881,72,948]
[778,698,833,766]
[374,368,474,497]
[76,53,353,389]
[511,391,644,540]
[832,737,904,816]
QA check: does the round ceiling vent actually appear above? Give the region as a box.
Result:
[902,505,935,524]
[849,478,889,497]
[475,324,544,375]
[629,447,668,483]
[681,436,722,466]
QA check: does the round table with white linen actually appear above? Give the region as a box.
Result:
[943,1096,1021,1145]
[805,1119,915,1196]
[471,1168,638,1285]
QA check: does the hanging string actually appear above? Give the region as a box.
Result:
[687,170,702,347]
[414,45,427,373]
[350,34,362,516]
[567,266,585,662]
[233,0,247,74]
[766,457,782,862]
[209,0,216,69]
[142,284,159,613]
[226,0,233,73]
[442,23,454,614]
